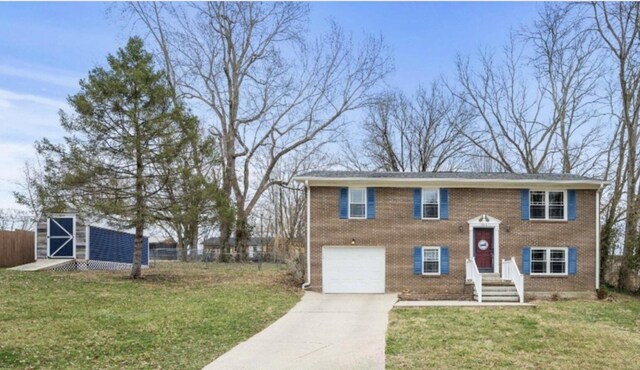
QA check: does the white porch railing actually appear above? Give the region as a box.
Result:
[502,257,524,303]
[466,258,483,302]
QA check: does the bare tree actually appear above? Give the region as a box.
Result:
[454,4,604,175]
[454,40,557,173]
[591,2,640,290]
[598,111,627,283]
[523,3,605,175]
[0,209,33,231]
[13,158,66,223]
[124,2,391,256]
[359,83,472,172]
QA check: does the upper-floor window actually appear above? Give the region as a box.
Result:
[349,188,366,219]
[530,190,566,220]
[531,247,567,275]
[422,188,439,219]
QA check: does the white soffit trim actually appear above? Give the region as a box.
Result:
[294,177,606,189]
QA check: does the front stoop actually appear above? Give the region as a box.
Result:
[473,274,521,303]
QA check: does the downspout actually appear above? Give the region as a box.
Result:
[302,180,311,290]
[595,184,602,290]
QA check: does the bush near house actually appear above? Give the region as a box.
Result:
[386,294,640,369]
[0,263,301,369]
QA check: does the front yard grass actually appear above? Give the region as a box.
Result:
[0,262,301,369]
[387,294,640,369]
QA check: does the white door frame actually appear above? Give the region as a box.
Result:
[47,213,76,259]
[467,215,501,274]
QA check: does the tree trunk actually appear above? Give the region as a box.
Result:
[219,216,232,262]
[619,204,638,290]
[131,221,144,278]
[600,218,615,286]
[130,118,144,279]
[619,84,639,290]
[235,209,250,261]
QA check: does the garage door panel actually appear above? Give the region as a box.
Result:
[322,247,385,293]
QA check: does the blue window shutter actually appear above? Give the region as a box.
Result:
[367,187,376,219]
[568,247,577,275]
[339,188,348,219]
[521,190,530,220]
[522,247,531,275]
[413,246,422,275]
[440,188,449,220]
[568,190,577,221]
[413,189,421,219]
[440,246,449,275]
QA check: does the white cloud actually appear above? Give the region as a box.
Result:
[0,89,68,210]
[0,63,80,89]
[0,88,66,109]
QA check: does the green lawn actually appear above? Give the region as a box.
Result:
[0,262,301,369]
[386,295,640,369]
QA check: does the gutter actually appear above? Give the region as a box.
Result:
[302,180,311,290]
[596,183,603,289]
[292,177,608,191]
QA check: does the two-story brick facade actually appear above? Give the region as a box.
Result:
[294,171,605,301]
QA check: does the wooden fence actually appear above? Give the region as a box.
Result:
[0,230,35,268]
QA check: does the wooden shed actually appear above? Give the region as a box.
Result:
[34,212,148,270]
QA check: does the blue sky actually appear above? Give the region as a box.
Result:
[0,1,541,210]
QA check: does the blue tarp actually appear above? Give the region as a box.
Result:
[88,226,149,265]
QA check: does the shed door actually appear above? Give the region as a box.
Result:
[48,217,75,258]
[322,247,385,293]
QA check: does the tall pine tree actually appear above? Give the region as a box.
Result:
[38,37,194,278]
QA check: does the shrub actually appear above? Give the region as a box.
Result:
[597,285,609,300]
[284,249,306,287]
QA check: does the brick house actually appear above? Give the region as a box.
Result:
[294,171,605,302]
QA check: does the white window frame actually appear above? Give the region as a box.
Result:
[421,246,441,275]
[421,188,440,220]
[348,187,367,219]
[530,247,568,276]
[529,190,567,221]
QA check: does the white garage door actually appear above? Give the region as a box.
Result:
[322,247,385,293]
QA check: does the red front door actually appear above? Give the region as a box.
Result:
[474,228,494,272]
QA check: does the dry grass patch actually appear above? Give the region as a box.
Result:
[387,294,640,369]
[0,262,301,369]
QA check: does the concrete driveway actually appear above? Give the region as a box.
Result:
[203,292,398,370]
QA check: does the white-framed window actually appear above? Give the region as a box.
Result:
[422,246,440,275]
[348,188,367,219]
[530,190,566,220]
[422,188,440,220]
[531,247,568,275]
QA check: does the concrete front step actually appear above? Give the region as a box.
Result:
[466,279,516,286]
[474,283,520,302]
[482,285,517,291]
[483,280,517,286]
[474,295,520,302]
[478,290,519,297]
